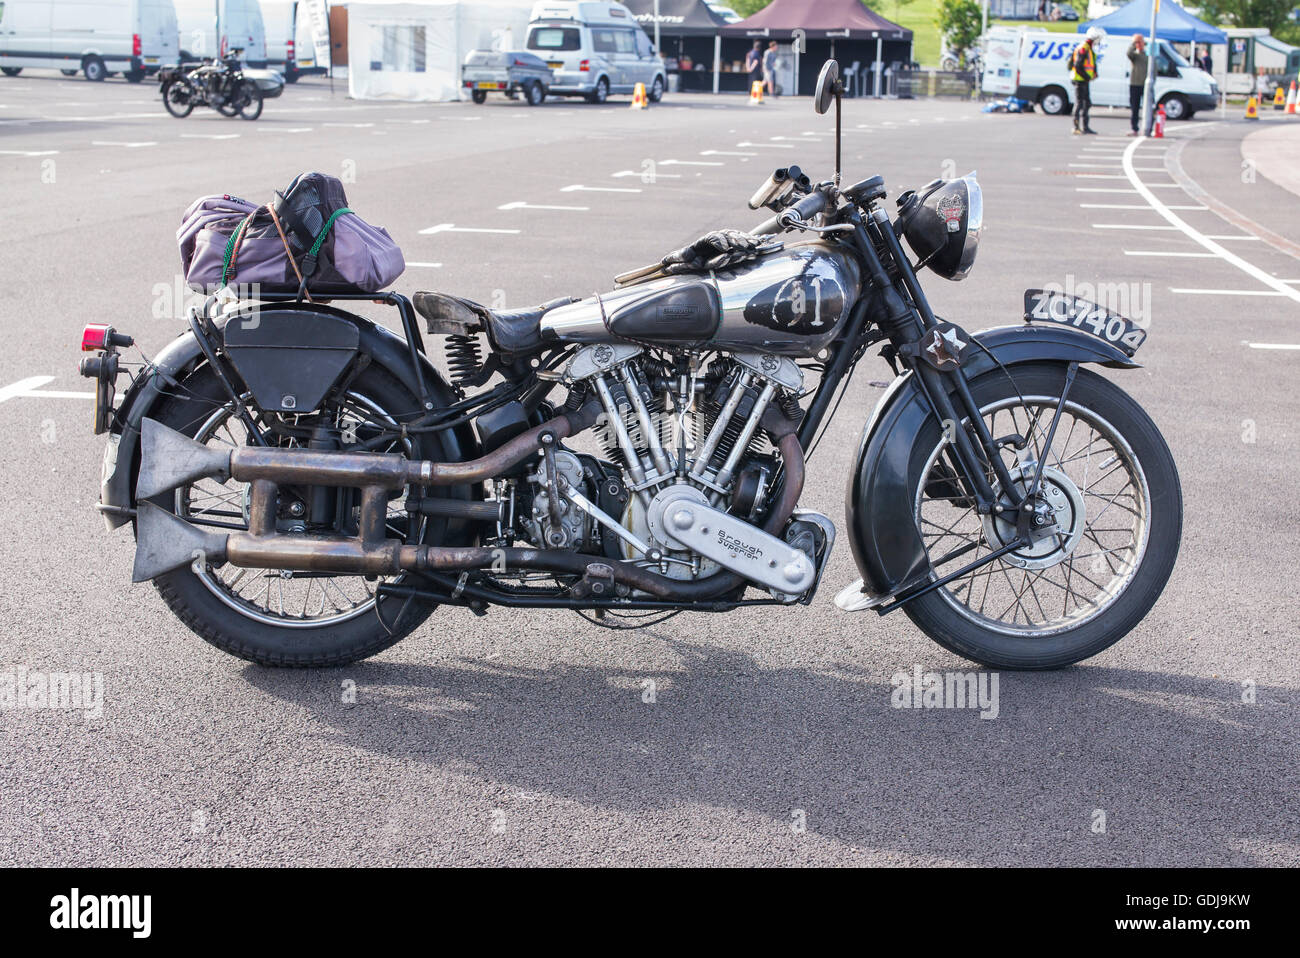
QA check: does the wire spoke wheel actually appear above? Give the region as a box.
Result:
[916,393,1150,637]
[175,391,422,629]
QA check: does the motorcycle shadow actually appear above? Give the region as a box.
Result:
[242,644,1298,865]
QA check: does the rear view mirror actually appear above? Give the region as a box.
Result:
[814,59,840,115]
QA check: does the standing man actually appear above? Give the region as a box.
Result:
[745,40,763,93]
[763,40,780,98]
[1126,34,1147,136]
[1070,27,1103,135]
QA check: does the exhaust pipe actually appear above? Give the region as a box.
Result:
[135,402,600,501]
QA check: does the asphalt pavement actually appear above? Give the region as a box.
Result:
[0,73,1297,866]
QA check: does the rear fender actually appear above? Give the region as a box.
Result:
[99,305,476,530]
[845,323,1139,601]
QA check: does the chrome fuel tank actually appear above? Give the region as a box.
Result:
[540,241,861,357]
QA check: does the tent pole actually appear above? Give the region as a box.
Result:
[1142,0,1159,136]
[654,0,661,55]
[713,34,720,94]
[875,36,882,97]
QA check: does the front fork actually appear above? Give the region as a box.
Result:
[852,205,1034,520]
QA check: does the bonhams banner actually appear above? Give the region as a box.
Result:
[303,0,331,70]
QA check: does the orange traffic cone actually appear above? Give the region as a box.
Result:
[1274,85,1287,109]
[749,80,764,105]
[630,81,647,110]
[1287,81,1297,115]
[1154,104,1166,137]
[1245,95,1259,120]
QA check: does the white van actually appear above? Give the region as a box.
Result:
[174,0,266,66]
[261,0,323,82]
[982,26,1219,120]
[0,0,179,82]
[526,1,666,103]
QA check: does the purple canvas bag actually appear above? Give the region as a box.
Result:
[177,173,405,297]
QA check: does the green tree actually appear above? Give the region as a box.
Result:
[935,0,982,68]
[1195,0,1295,33]
[729,0,771,16]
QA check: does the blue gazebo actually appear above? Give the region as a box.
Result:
[1078,0,1226,44]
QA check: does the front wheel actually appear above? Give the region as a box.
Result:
[1,67,22,77]
[1160,93,1189,121]
[162,78,195,118]
[1039,86,1069,115]
[525,79,545,106]
[236,82,263,120]
[471,88,487,104]
[586,76,609,104]
[648,75,664,102]
[903,362,1182,669]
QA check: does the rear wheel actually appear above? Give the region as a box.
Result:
[162,78,194,118]
[144,361,461,667]
[525,79,545,106]
[471,88,487,104]
[236,81,263,120]
[83,56,107,81]
[1,67,23,77]
[586,76,608,104]
[1039,86,1068,115]
[903,363,1182,669]
[125,69,145,83]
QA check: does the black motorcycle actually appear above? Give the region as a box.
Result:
[160,49,263,121]
[82,61,1181,670]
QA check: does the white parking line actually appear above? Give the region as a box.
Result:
[1092,224,1179,230]
[91,140,157,148]
[498,201,589,211]
[659,159,723,167]
[611,170,680,179]
[1246,342,1300,349]
[418,224,521,235]
[735,141,794,149]
[0,149,58,156]
[323,122,374,128]
[1124,250,1217,257]
[1076,188,1138,193]
[1170,288,1287,295]
[700,150,756,156]
[180,133,240,140]
[1081,203,1206,210]
[0,376,93,404]
[406,262,443,268]
[1203,234,1260,241]
[561,184,641,193]
[256,127,312,133]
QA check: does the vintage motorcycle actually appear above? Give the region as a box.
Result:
[160,49,264,121]
[81,62,1181,670]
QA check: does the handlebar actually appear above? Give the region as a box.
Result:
[752,188,830,236]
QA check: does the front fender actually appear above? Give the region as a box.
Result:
[844,323,1140,601]
[98,307,475,530]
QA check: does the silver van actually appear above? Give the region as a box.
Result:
[526,1,666,104]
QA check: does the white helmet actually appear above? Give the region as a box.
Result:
[1086,27,1105,43]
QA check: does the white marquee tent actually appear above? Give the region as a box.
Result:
[347,0,535,102]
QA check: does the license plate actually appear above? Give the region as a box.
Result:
[144,56,159,64]
[475,81,499,89]
[1023,288,1147,356]
[547,61,563,69]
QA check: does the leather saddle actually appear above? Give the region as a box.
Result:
[413,291,576,354]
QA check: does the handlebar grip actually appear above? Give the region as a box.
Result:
[752,190,829,236]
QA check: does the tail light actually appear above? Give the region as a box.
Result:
[579,59,590,72]
[287,38,295,63]
[81,324,133,352]
[133,33,142,57]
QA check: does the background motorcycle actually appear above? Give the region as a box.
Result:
[83,61,1181,671]
[161,48,264,121]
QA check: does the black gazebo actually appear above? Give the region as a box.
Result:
[623,0,733,93]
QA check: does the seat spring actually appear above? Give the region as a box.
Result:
[444,333,483,389]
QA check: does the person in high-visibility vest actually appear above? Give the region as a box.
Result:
[1070,27,1104,135]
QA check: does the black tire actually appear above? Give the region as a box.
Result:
[125,69,145,83]
[1,67,23,77]
[901,362,1182,670]
[83,56,107,81]
[648,74,664,102]
[1160,92,1190,121]
[61,69,78,77]
[471,88,487,104]
[586,76,609,104]
[162,78,194,118]
[1038,85,1069,115]
[143,361,456,667]
[236,81,263,120]
[284,69,299,84]
[525,79,545,106]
